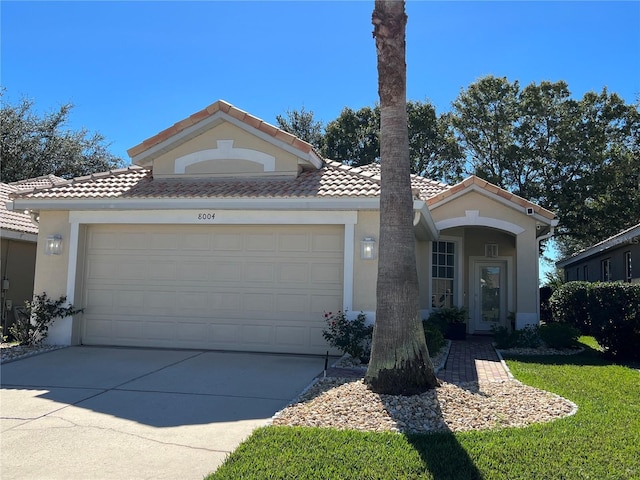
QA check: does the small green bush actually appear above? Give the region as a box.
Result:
[491,325,515,349]
[422,321,446,355]
[588,282,640,360]
[9,292,83,346]
[322,311,372,363]
[538,323,580,349]
[549,281,640,360]
[492,325,542,349]
[549,281,592,334]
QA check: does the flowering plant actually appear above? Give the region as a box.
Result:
[322,310,372,363]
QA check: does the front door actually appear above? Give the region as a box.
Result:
[472,261,507,333]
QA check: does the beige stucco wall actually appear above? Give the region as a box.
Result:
[430,190,543,328]
[1,238,37,327]
[151,122,302,178]
[352,210,380,316]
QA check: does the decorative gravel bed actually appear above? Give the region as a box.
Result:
[0,343,66,364]
[273,343,579,434]
[272,377,577,433]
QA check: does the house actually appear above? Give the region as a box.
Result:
[1,176,65,333]
[6,100,557,354]
[556,223,639,283]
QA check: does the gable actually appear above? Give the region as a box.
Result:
[128,100,322,180]
[149,121,303,179]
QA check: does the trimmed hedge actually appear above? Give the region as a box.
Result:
[549,281,640,360]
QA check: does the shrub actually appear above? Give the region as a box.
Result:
[492,325,542,349]
[491,325,515,349]
[422,321,446,355]
[322,311,372,363]
[588,282,640,360]
[538,323,580,349]
[9,293,83,346]
[549,281,592,333]
[427,306,467,339]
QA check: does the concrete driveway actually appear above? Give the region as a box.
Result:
[0,346,328,480]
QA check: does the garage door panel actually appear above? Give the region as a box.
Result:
[241,324,272,345]
[310,264,342,283]
[276,325,308,346]
[181,233,210,250]
[245,263,275,282]
[312,233,342,252]
[86,259,119,280]
[279,233,310,252]
[210,262,243,282]
[246,233,276,251]
[82,224,343,354]
[213,233,244,250]
[150,233,179,250]
[278,263,309,283]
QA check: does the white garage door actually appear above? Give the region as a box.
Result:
[81,224,344,354]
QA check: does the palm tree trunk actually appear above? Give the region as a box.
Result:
[365,0,439,395]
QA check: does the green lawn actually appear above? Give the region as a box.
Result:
[208,338,640,479]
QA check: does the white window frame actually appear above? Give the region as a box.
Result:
[428,236,463,311]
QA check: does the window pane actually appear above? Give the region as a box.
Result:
[446,255,454,266]
[447,242,454,254]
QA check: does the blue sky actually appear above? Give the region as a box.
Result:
[2,1,638,160]
[2,1,639,274]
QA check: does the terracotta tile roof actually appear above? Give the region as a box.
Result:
[8,161,450,202]
[127,100,318,160]
[9,163,390,200]
[426,175,556,220]
[349,162,449,200]
[1,183,38,235]
[10,174,67,191]
[6,165,553,222]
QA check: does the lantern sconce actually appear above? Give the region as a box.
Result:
[45,234,63,255]
[361,237,376,260]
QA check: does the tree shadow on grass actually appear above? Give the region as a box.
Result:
[406,431,483,480]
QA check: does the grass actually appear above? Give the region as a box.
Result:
[208,337,640,479]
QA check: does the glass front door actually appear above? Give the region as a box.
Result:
[474,262,506,333]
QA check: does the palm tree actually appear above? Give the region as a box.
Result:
[365,0,439,395]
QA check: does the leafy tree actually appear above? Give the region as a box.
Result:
[321,101,463,183]
[451,77,640,256]
[323,105,380,166]
[407,101,464,183]
[275,106,325,151]
[0,92,124,182]
[365,0,439,395]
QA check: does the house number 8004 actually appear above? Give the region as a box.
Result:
[197,213,216,220]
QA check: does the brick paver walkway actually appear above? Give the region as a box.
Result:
[326,336,512,384]
[437,336,511,383]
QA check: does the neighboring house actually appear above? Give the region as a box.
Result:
[7,100,557,354]
[556,223,640,283]
[1,175,66,332]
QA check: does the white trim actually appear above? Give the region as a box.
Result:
[66,222,79,306]
[174,139,276,173]
[68,209,358,225]
[343,223,355,313]
[0,229,38,243]
[436,210,525,235]
[12,197,383,211]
